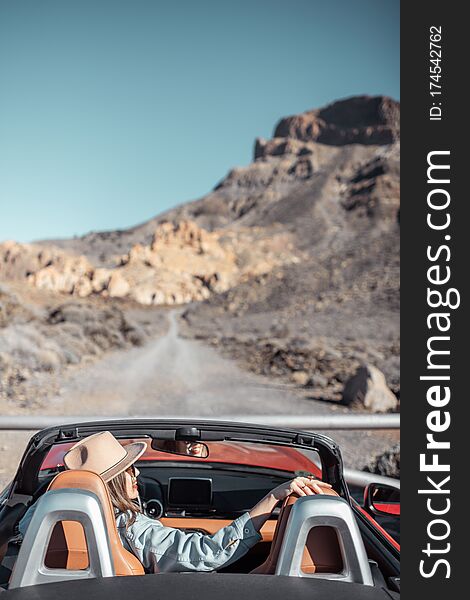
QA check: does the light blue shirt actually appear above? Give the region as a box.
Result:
[18,502,262,573]
[116,510,262,573]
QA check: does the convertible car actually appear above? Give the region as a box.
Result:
[0,419,400,598]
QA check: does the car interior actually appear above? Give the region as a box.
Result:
[0,428,400,593]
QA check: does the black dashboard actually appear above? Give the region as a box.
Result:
[137,462,292,519]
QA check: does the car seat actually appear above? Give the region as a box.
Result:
[9,470,145,588]
[251,487,342,574]
[44,470,144,576]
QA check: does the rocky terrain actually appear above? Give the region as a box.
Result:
[365,443,400,479]
[0,283,167,413]
[1,95,400,479]
[177,96,400,406]
[0,222,300,306]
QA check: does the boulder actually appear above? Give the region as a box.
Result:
[92,268,112,293]
[73,277,93,298]
[290,370,310,386]
[131,285,157,306]
[107,272,130,298]
[341,364,398,412]
[365,444,400,478]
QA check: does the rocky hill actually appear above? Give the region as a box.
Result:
[178,95,400,401]
[0,222,301,305]
[30,95,399,257]
[1,95,400,405]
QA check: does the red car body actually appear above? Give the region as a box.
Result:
[41,436,399,552]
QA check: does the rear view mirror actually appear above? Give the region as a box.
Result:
[151,439,209,459]
[364,483,400,517]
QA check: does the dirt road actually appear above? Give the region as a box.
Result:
[0,310,397,489]
[47,310,336,416]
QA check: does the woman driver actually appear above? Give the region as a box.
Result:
[19,431,332,573]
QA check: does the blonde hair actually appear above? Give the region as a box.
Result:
[106,470,141,529]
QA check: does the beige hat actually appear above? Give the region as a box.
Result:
[64,431,147,482]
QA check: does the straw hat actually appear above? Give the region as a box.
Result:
[64,431,147,482]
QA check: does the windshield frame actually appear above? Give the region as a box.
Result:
[7,419,348,502]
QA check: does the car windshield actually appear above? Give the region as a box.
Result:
[40,437,322,478]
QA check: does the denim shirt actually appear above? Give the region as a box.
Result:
[18,502,262,573]
[116,510,262,573]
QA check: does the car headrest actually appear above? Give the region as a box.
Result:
[46,470,144,576]
[251,486,340,575]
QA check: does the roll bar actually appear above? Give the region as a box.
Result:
[9,489,115,589]
[275,495,374,585]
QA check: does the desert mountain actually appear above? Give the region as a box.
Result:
[1,95,400,402]
[34,95,399,259]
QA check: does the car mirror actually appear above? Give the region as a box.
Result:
[151,439,209,458]
[363,483,400,517]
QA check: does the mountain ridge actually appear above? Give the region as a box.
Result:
[34,94,399,262]
[1,94,400,403]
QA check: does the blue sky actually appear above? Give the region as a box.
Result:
[0,0,399,242]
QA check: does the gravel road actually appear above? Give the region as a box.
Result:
[0,310,397,489]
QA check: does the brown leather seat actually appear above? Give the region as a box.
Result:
[251,487,342,575]
[44,470,144,576]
